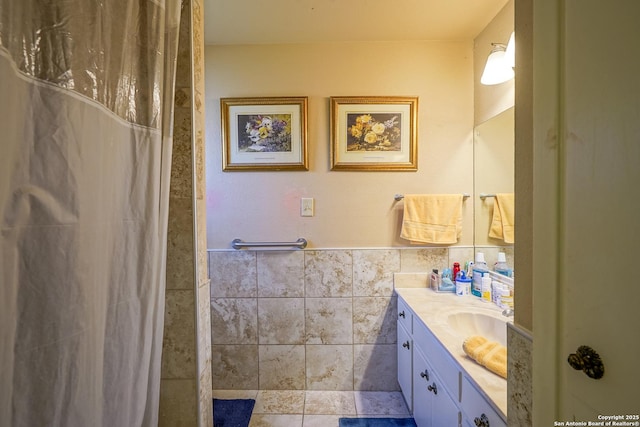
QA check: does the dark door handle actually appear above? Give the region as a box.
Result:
[567,345,605,380]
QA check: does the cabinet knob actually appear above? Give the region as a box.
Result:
[399,311,406,318]
[420,370,429,381]
[474,413,490,427]
[402,341,410,349]
[427,382,438,395]
[567,345,605,380]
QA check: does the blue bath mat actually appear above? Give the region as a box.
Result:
[213,398,255,427]
[339,417,418,427]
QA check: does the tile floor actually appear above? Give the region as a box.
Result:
[213,389,413,427]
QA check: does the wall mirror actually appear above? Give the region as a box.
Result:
[473,106,515,251]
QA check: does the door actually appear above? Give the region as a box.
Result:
[532,0,640,423]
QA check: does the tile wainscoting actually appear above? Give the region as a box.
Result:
[208,246,511,392]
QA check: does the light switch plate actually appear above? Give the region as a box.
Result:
[301,198,314,217]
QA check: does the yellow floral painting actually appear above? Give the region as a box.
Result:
[346,113,402,151]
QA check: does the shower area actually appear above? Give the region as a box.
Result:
[1,0,212,426]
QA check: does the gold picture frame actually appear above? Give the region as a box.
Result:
[330,96,418,171]
[221,97,308,171]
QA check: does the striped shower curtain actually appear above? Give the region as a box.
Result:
[0,0,180,425]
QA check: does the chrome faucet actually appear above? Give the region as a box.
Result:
[502,308,514,317]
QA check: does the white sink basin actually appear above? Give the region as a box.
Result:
[447,311,507,346]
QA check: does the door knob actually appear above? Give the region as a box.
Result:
[567,345,605,380]
[399,311,405,318]
[420,370,429,381]
[402,341,410,349]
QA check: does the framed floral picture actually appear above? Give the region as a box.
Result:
[221,97,308,171]
[330,96,418,171]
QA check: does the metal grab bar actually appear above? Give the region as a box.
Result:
[394,193,470,201]
[231,238,308,250]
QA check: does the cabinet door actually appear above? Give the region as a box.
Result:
[413,347,460,427]
[461,377,506,427]
[412,347,433,427]
[397,321,413,412]
[431,376,460,427]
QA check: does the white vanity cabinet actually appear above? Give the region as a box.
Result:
[397,296,460,426]
[396,293,507,427]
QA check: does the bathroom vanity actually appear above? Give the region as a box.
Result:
[396,286,508,427]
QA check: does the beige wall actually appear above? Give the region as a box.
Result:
[205,41,474,249]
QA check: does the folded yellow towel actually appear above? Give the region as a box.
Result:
[462,335,507,379]
[400,194,463,244]
[488,193,515,244]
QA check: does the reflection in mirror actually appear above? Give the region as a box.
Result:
[474,107,514,267]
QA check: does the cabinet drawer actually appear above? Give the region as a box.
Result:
[397,296,412,333]
[413,319,460,402]
[461,376,506,427]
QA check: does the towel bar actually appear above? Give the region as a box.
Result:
[394,193,470,201]
[479,193,497,199]
[231,238,308,250]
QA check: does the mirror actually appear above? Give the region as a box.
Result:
[473,107,514,262]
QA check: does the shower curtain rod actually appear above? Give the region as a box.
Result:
[231,238,308,250]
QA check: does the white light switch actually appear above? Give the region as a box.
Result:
[301,198,314,217]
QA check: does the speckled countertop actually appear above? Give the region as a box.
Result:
[394,283,509,418]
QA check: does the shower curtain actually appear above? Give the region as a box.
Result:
[0,0,181,425]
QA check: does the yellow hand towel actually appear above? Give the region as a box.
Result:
[488,193,515,244]
[400,194,463,244]
[463,335,507,379]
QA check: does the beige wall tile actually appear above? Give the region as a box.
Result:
[257,251,305,297]
[166,197,194,290]
[353,297,397,345]
[305,250,353,297]
[212,344,259,389]
[258,298,305,344]
[209,251,257,297]
[305,345,353,390]
[162,290,196,379]
[158,379,197,427]
[507,324,532,426]
[259,345,305,390]
[353,249,400,297]
[305,298,353,345]
[400,248,449,272]
[353,345,399,391]
[211,298,258,344]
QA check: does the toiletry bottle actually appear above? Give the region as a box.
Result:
[452,262,461,283]
[494,252,512,277]
[491,280,501,304]
[481,276,492,302]
[471,252,488,297]
[430,269,440,292]
[455,271,471,296]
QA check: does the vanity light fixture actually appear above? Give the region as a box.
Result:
[505,31,515,69]
[480,32,515,86]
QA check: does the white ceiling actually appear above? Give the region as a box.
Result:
[204,0,510,45]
